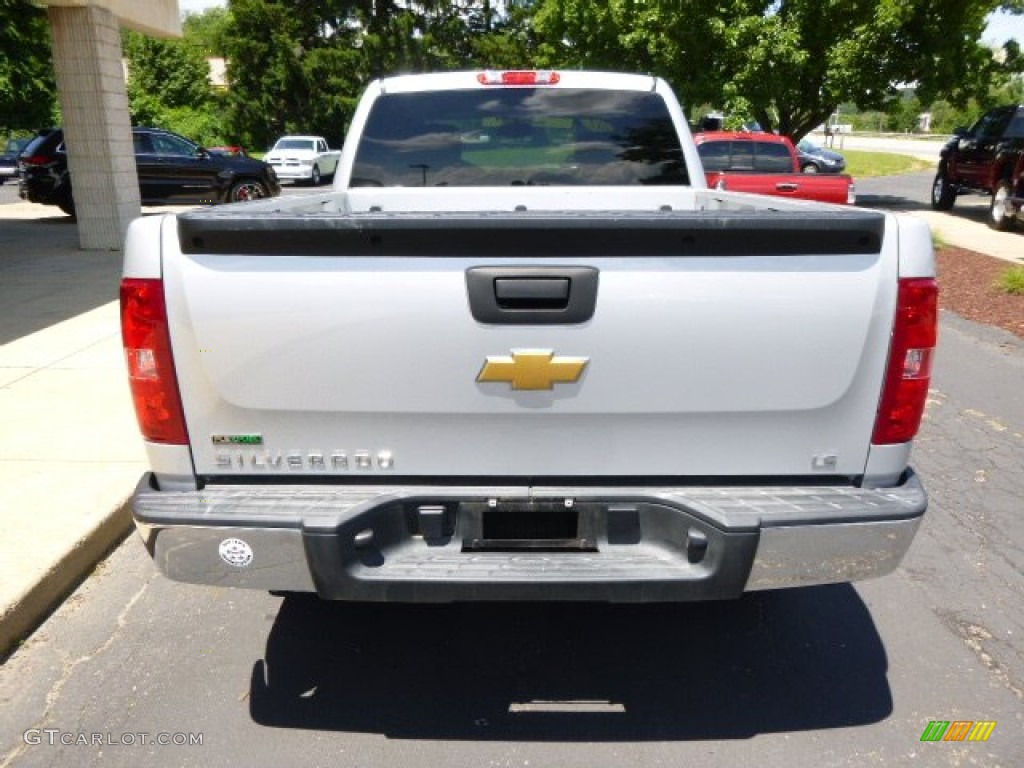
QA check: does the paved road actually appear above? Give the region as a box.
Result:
[812,133,947,163]
[856,171,934,210]
[856,168,998,217]
[2,175,1022,767]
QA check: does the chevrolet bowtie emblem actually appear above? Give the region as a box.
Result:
[476,349,589,390]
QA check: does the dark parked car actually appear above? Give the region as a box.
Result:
[0,136,31,184]
[795,138,846,173]
[932,104,1024,230]
[18,127,280,216]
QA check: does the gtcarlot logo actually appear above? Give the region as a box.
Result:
[23,730,203,747]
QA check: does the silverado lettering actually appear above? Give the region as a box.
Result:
[213,451,392,471]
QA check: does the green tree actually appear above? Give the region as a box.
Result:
[886,92,924,133]
[183,7,231,57]
[927,99,979,133]
[123,29,221,144]
[467,4,540,68]
[0,0,58,133]
[222,0,358,150]
[221,0,527,150]
[532,0,1024,141]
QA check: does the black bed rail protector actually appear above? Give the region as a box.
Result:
[177,209,886,257]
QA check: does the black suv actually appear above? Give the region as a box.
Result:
[18,127,280,216]
[931,104,1024,230]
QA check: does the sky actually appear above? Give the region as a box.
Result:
[984,8,1024,45]
[178,0,225,14]
[177,1,1023,45]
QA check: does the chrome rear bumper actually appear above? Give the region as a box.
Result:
[132,472,926,601]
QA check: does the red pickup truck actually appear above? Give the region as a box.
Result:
[695,131,856,205]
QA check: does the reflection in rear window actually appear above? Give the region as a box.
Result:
[351,88,688,187]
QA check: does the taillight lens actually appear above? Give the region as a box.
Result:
[477,70,560,86]
[872,278,938,444]
[120,278,189,444]
[21,154,50,166]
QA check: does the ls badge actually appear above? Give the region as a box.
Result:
[476,349,588,391]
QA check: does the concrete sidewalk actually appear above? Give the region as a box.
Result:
[0,207,146,658]
[916,202,1024,265]
[0,192,1021,659]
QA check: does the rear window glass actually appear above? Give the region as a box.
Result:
[697,140,793,173]
[753,142,793,172]
[275,139,317,151]
[351,88,688,187]
[21,131,57,158]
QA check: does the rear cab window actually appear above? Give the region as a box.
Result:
[697,139,793,172]
[276,139,316,151]
[351,88,688,187]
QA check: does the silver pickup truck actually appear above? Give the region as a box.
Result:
[122,70,936,602]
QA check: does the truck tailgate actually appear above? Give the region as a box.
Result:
[165,207,895,481]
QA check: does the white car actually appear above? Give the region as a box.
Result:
[264,135,340,185]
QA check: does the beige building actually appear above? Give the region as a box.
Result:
[37,1,183,250]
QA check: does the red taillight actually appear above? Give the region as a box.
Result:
[21,155,50,166]
[872,278,938,444]
[477,70,560,86]
[120,278,189,445]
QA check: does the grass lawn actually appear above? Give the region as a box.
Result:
[843,150,933,178]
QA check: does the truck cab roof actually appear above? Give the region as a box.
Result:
[377,70,660,94]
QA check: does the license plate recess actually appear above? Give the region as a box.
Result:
[462,501,598,552]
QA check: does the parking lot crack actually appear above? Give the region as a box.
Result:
[0,579,150,768]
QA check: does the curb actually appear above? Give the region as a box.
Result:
[0,501,133,660]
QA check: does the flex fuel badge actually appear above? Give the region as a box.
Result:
[211,434,263,446]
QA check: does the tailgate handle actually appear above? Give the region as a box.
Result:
[466,267,599,325]
[494,277,570,308]
[775,182,799,191]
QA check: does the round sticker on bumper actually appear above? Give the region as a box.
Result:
[219,538,254,567]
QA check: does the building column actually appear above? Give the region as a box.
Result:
[48,4,140,251]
